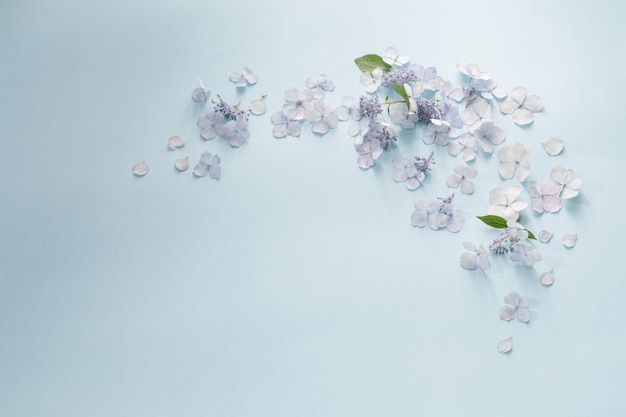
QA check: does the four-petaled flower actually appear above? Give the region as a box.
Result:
[356,138,383,169]
[304,101,339,135]
[510,243,542,267]
[498,86,543,125]
[193,151,221,179]
[218,118,250,147]
[487,185,528,221]
[473,120,505,154]
[359,67,383,93]
[460,242,491,270]
[229,66,258,87]
[271,110,301,138]
[548,167,582,199]
[446,164,477,195]
[497,142,531,182]
[499,291,530,323]
[383,46,410,66]
[528,179,562,213]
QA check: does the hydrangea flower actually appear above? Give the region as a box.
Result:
[381,67,417,86]
[460,97,491,133]
[498,86,543,126]
[335,95,361,121]
[489,220,530,255]
[197,111,225,140]
[457,63,492,81]
[347,118,371,145]
[368,121,397,149]
[410,64,443,91]
[423,123,452,146]
[356,137,383,169]
[410,199,444,230]
[271,110,301,138]
[305,73,334,98]
[499,291,530,323]
[438,195,464,232]
[282,87,314,120]
[359,67,383,93]
[218,118,250,147]
[548,167,582,199]
[447,132,479,162]
[446,164,477,195]
[392,152,433,190]
[304,100,338,135]
[383,46,410,66]
[389,104,418,129]
[460,242,491,270]
[191,80,210,108]
[229,66,257,87]
[214,96,247,121]
[528,179,562,213]
[358,95,383,119]
[497,142,531,182]
[486,185,527,221]
[510,243,542,267]
[193,151,221,179]
[473,120,505,153]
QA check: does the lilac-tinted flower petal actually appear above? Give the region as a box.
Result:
[538,230,554,243]
[175,157,189,172]
[562,234,578,248]
[208,164,221,180]
[410,210,428,227]
[540,269,555,286]
[460,180,475,195]
[498,162,516,180]
[497,337,513,354]
[193,163,209,177]
[510,86,527,104]
[524,95,543,112]
[463,242,478,251]
[132,161,149,176]
[499,305,516,321]
[168,136,185,150]
[460,252,478,270]
[406,178,421,190]
[503,291,520,306]
[516,307,530,323]
[498,97,519,114]
[446,174,461,188]
[249,95,266,115]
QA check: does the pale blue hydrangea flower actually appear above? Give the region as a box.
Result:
[218,118,250,147]
[460,97,492,133]
[457,63,492,81]
[510,243,542,267]
[447,132,479,162]
[368,120,397,149]
[486,185,527,221]
[389,104,418,129]
[193,151,221,179]
[214,96,247,121]
[446,164,477,195]
[358,95,383,119]
[499,291,530,323]
[498,86,543,126]
[473,120,505,154]
[347,118,371,145]
[392,152,433,190]
[423,123,452,146]
[528,179,562,213]
[356,137,383,169]
[411,194,463,232]
[460,242,491,270]
[304,100,339,135]
[497,142,531,182]
[383,46,410,66]
[359,67,383,93]
[548,167,582,199]
[191,79,210,108]
[197,111,225,140]
[282,87,315,120]
[305,74,334,99]
[229,66,257,87]
[335,95,361,121]
[410,64,443,91]
[271,110,301,138]
[381,67,417,87]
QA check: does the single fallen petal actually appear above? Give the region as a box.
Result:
[168,136,185,150]
[175,156,189,172]
[562,234,578,248]
[497,337,513,354]
[538,230,554,243]
[249,95,267,115]
[132,161,149,176]
[542,137,564,156]
[540,269,555,286]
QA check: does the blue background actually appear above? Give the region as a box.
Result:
[1,0,624,416]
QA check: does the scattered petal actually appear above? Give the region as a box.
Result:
[168,136,185,150]
[132,161,149,176]
[249,95,267,115]
[540,269,555,286]
[175,157,189,172]
[538,230,554,243]
[542,137,564,156]
[497,337,513,354]
[562,234,578,248]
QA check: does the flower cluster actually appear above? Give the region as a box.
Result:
[410,193,463,233]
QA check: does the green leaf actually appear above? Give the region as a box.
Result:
[527,230,537,240]
[392,84,410,109]
[476,215,508,229]
[354,54,391,73]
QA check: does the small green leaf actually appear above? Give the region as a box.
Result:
[354,54,391,73]
[527,230,537,240]
[476,215,508,229]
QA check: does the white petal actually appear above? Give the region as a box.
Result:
[512,108,534,126]
[463,242,477,251]
[410,210,428,227]
[516,307,530,323]
[406,178,421,190]
[497,337,513,354]
[540,269,555,286]
[562,234,578,248]
[538,230,554,243]
[132,161,149,176]
[249,96,267,115]
[193,163,209,177]
[524,95,543,112]
[208,164,221,179]
[460,252,478,270]
[503,291,520,306]
[460,180,475,195]
[498,162,516,180]
[542,137,564,156]
[499,305,516,321]
[510,86,527,104]
[446,174,460,188]
[175,157,189,171]
[168,136,185,150]
[498,97,519,114]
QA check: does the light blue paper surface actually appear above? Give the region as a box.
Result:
[1,0,625,416]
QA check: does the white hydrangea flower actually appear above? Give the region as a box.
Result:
[487,186,528,221]
[497,142,531,182]
[446,164,477,195]
[528,179,562,213]
[498,86,543,126]
[460,242,491,270]
[359,67,383,93]
[383,46,410,66]
[548,167,582,199]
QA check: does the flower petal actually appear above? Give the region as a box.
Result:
[460,252,478,270]
[497,337,513,354]
[516,307,530,323]
[542,137,564,156]
[562,234,578,248]
[168,136,185,150]
[512,108,535,126]
[538,230,554,243]
[499,305,516,321]
[540,269,555,286]
[132,161,149,176]
[524,95,543,112]
[175,157,189,172]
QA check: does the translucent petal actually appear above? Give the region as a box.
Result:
[410,210,428,227]
[460,252,478,270]
[497,337,513,354]
[208,164,221,180]
[242,66,257,84]
[447,141,463,156]
[498,97,519,114]
[284,87,301,102]
[499,306,516,321]
[503,291,520,306]
[193,163,209,177]
[516,307,530,323]
[175,157,189,172]
[357,154,374,169]
[393,168,409,183]
[460,180,475,195]
[446,174,461,188]
[510,86,527,104]
[405,178,421,190]
[562,234,578,248]
[540,269,555,286]
[272,124,287,138]
[446,214,463,232]
[463,242,477,251]
[524,95,543,112]
[538,230,554,243]
[249,96,267,115]
[168,136,185,150]
[498,162,516,180]
[132,161,149,176]
[512,108,534,126]
[515,165,531,182]
[543,194,562,213]
[464,165,478,179]
[542,137,564,156]
[200,127,216,141]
